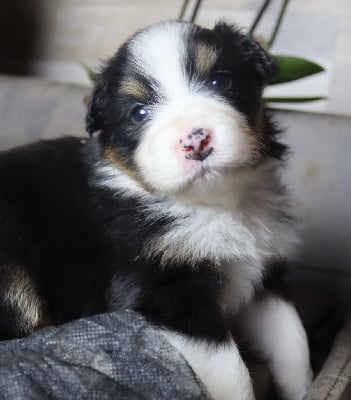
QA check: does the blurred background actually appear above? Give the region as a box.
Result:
[1,0,350,116]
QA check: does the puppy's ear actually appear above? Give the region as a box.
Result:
[86,79,107,136]
[214,22,274,82]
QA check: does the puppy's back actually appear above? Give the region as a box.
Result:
[0,137,109,339]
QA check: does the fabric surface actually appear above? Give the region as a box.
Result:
[305,321,351,400]
[0,310,209,400]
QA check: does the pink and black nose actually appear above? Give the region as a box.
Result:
[179,128,213,161]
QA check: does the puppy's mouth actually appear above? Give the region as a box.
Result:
[179,139,263,189]
[134,104,262,195]
[182,146,213,161]
[178,151,226,191]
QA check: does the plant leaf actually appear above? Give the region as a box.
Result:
[80,63,99,83]
[269,55,325,85]
[264,96,327,103]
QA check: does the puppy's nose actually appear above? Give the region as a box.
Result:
[179,128,213,161]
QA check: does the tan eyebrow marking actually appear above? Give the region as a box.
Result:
[195,43,219,75]
[104,147,136,178]
[119,78,149,100]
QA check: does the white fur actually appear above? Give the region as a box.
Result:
[156,162,296,258]
[130,21,258,195]
[164,331,255,400]
[96,157,298,312]
[134,95,256,195]
[237,294,313,400]
[130,21,191,100]
[150,161,298,311]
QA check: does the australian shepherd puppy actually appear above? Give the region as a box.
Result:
[0,20,311,399]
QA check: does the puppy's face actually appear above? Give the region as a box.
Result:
[87,21,274,196]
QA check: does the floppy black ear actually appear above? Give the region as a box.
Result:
[214,22,275,82]
[86,79,107,136]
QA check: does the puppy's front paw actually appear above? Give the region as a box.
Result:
[277,362,313,400]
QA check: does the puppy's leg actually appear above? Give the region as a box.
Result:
[164,331,255,400]
[236,294,312,400]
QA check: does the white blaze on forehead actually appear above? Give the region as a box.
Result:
[129,21,192,99]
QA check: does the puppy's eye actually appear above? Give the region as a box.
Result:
[210,72,232,92]
[131,105,151,123]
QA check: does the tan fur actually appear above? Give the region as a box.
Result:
[103,147,154,193]
[195,43,218,75]
[120,78,148,100]
[104,147,136,178]
[1,265,45,333]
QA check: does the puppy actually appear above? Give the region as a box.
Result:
[0,20,312,400]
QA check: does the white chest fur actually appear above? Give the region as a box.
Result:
[151,203,297,312]
[144,163,299,315]
[97,159,298,314]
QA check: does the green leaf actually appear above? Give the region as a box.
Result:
[80,63,99,83]
[264,96,327,103]
[269,55,325,85]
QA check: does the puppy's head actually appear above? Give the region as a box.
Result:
[87,21,277,196]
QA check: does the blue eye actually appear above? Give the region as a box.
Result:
[131,105,150,123]
[210,73,232,91]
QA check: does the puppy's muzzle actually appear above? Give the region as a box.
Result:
[179,128,213,161]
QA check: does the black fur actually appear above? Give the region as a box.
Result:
[0,137,230,342]
[0,21,287,342]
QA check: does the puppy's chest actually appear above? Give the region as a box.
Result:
[151,205,295,312]
[155,206,284,265]
[185,210,274,312]
[218,258,264,315]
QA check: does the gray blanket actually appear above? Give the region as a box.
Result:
[0,310,209,400]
